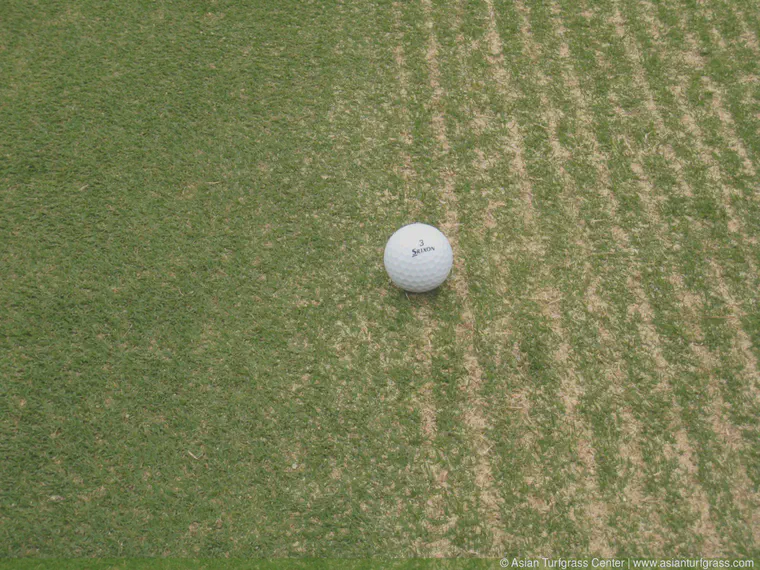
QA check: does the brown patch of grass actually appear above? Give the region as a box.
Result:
[628,4,760,404]
[472,148,494,172]
[708,261,760,398]
[710,26,728,51]
[513,0,537,62]
[630,160,668,227]
[407,314,451,553]
[484,199,506,230]
[666,273,702,326]
[585,275,610,316]
[618,405,668,555]
[423,30,450,154]
[545,106,571,161]
[740,28,760,53]
[514,0,593,245]
[414,307,438,441]
[609,225,629,248]
[601,327,669,553]
[627,273,670,373]
[625,252,724,553]
[471,111,495,135]
[390,5,419,198]
[608,8,626,38]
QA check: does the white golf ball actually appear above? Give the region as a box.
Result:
[383,223,453,293]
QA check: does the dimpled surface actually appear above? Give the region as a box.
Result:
[383,223,453,293]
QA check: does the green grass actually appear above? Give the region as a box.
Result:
[1,0,759,560]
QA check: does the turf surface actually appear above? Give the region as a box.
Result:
[1,0,759,559]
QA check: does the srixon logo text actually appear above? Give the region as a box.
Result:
[411,246,435,258]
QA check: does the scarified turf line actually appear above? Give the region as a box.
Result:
[707,259,760,422]
[450,0,598,555]
[640,1,760,244]
[539,286,614,557]
[317,1,432,554]
[629,157,760,543]
[684,0,760,173]
[635,4,760,278]
[448,0,640,552]
[580,0,741,552]
[605,2,732,553]
[482,0,535,229]
[682,32,757,178]
[668,267,760,546]
[628,159,732,554]
[433,0,545,554]
[606,0,748,552]
[419,0,506,555]
[542,5,661,549]
[722,0,760,58]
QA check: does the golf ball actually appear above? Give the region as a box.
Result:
[384,223,453,293]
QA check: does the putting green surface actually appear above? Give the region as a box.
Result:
[1,0,759,559]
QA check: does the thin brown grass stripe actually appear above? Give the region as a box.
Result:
[621,1,760,540]
[707,260,760,408]
[668,271,760,545]
[715,0,760,60]
[548,2,619,220]
[636,1,756,245]
[482,0,535,228]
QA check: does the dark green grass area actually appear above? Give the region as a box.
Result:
[0,0,447,557]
